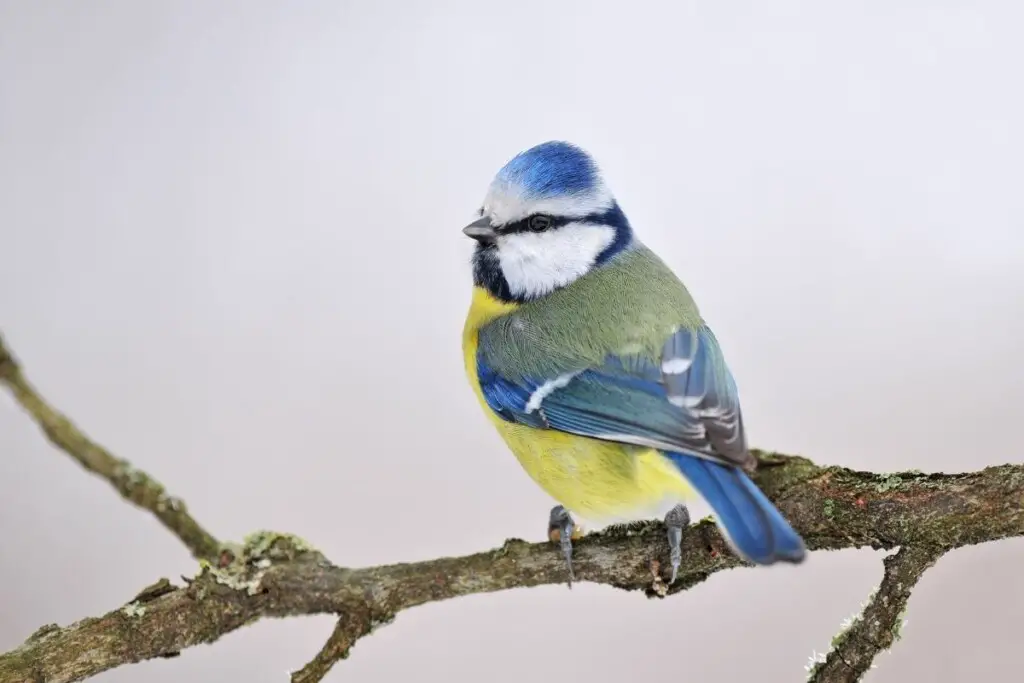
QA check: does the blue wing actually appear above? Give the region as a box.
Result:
[477,324,751,469]
[477,323,807,565]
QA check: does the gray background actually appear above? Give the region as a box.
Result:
[2,2,1022,681]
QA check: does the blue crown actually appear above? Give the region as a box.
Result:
[494,141,600,199]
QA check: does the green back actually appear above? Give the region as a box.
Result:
[479,244,703,381]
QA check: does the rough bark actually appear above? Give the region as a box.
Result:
[806,546,942,682]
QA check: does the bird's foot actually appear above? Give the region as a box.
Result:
[547,505,582,587]
[664,503,691,584]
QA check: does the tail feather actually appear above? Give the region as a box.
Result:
[665,452,806,565]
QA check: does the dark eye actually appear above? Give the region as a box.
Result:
[528,215,553,232]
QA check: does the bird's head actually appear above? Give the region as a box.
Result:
[464,141,634,302]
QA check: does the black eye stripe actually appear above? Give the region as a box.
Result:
[494,206,631,238]
[497,214,573,234]
[500,215,554,234]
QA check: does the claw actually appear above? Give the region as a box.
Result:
[547,505,577,587]
[664,503,691,584]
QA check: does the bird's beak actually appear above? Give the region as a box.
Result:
[462,215,497,242]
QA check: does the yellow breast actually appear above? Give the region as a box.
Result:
[461,286,692,525]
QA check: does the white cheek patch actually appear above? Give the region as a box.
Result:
[497,223,616,299]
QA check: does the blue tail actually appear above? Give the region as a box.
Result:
[665,452,806,565]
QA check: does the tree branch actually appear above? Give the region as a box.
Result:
[0,333,222,562]
[1,456,1020,683]
[807,545,943,683]
[1,333,1022,683]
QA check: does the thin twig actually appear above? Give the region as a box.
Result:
[291,611,384,683]
[0,332,222,562]
[807,545,944,682]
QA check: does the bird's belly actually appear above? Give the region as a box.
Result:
[495,420,693,525]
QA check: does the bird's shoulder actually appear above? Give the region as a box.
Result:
[478,245,703,379]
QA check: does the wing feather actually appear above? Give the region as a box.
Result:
[477,324,751,469]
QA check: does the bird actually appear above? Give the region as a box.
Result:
[460,141,806,584]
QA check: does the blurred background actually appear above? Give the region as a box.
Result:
[1,2,1022,681]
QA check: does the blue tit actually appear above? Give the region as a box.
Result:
[461,141,806,583]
